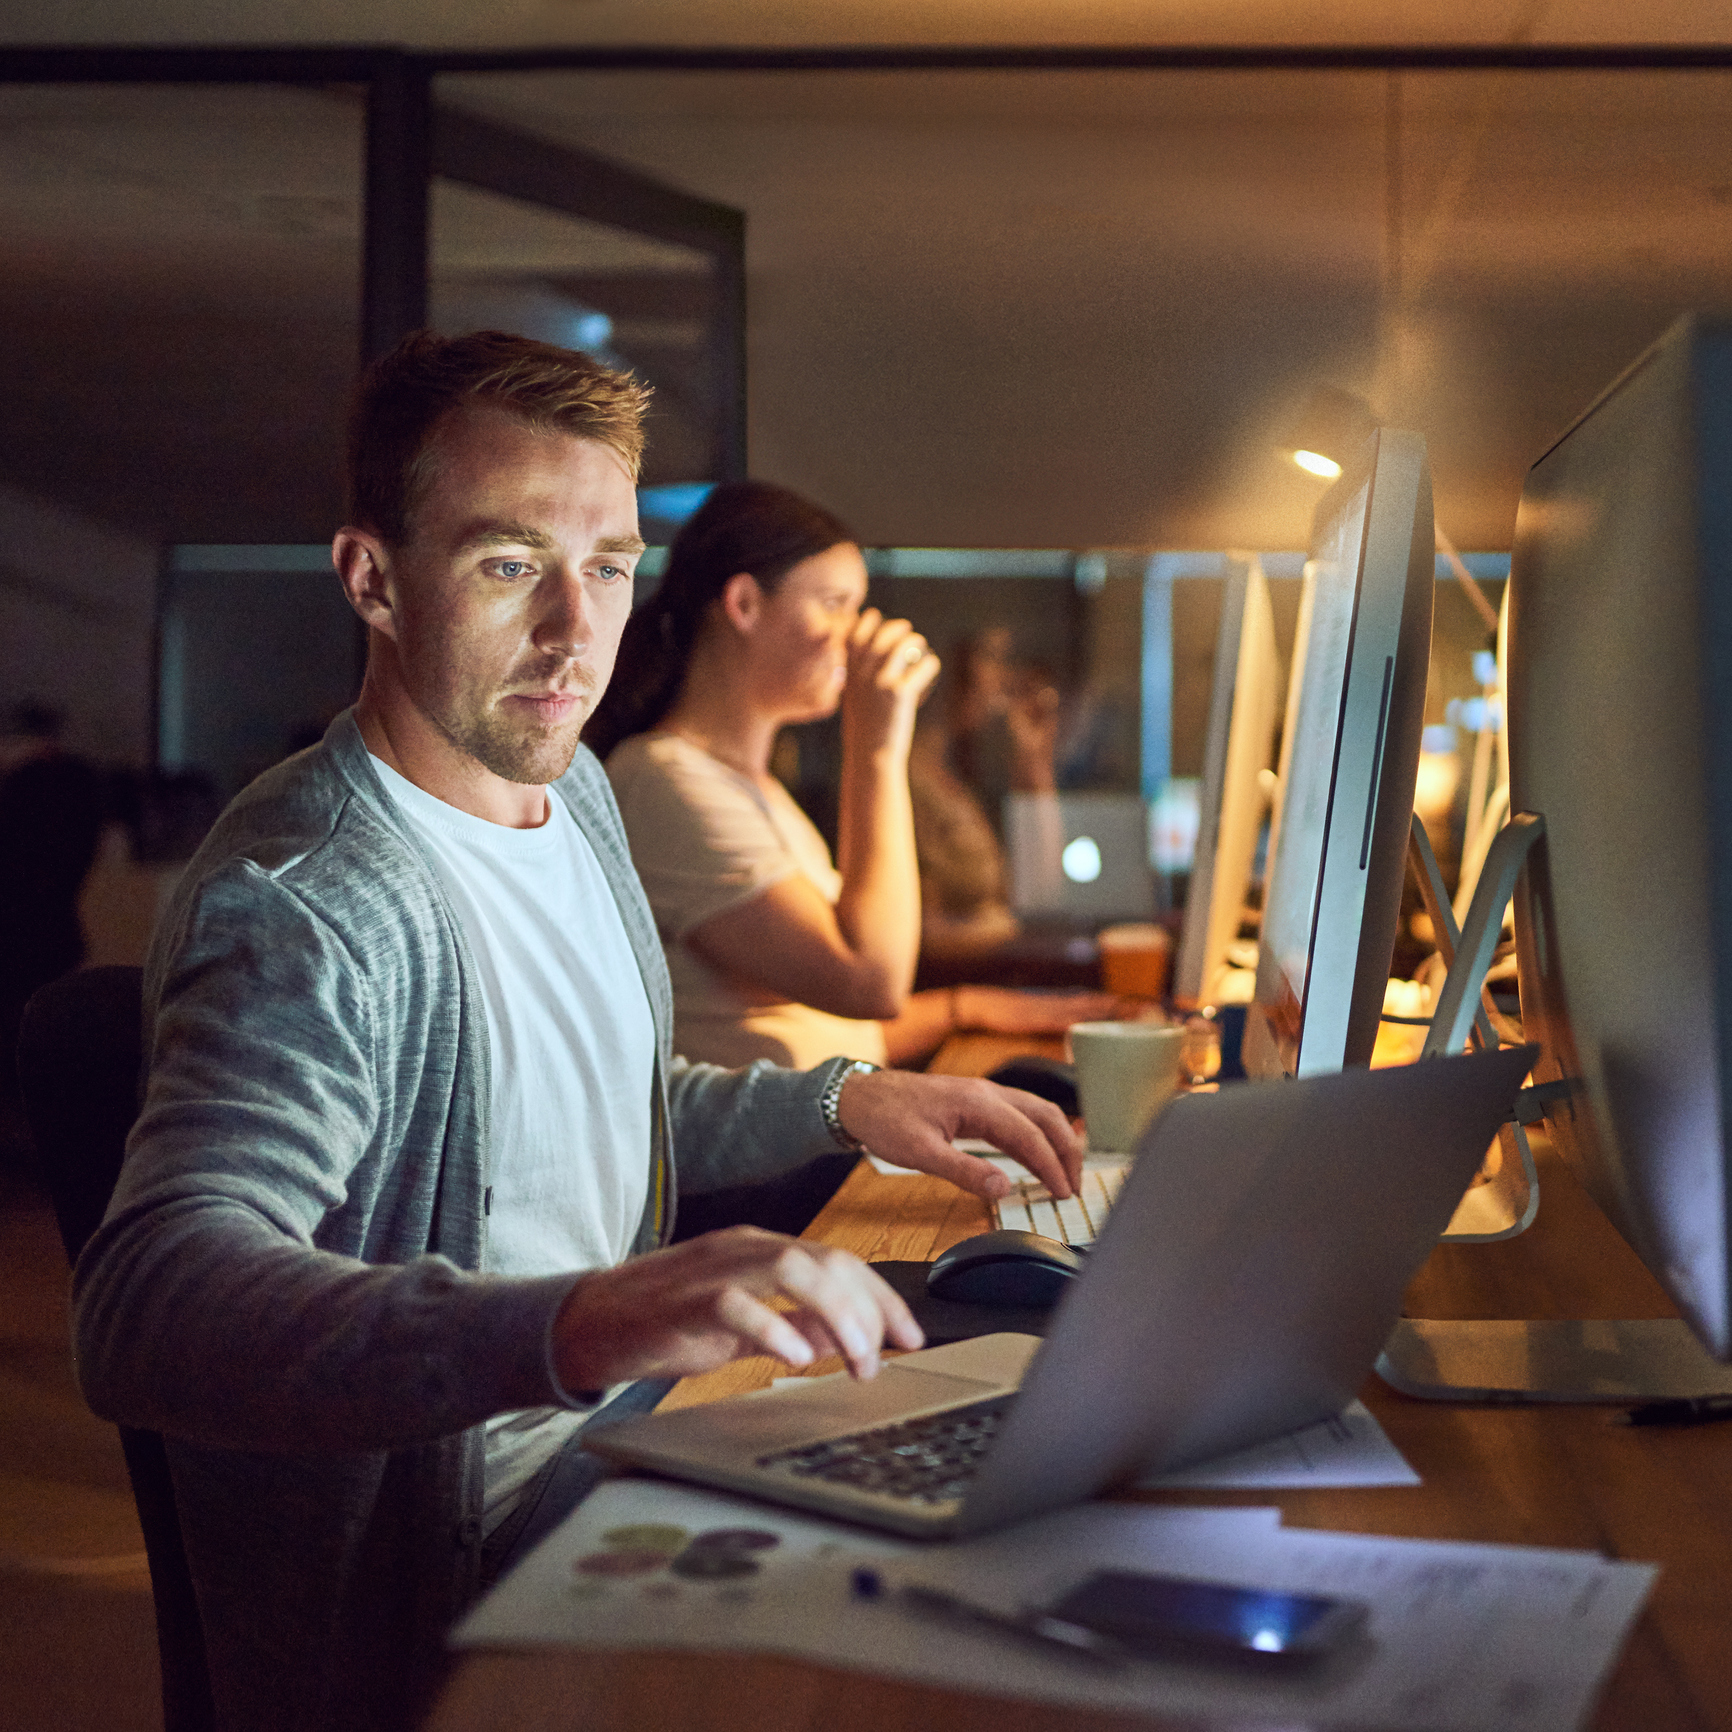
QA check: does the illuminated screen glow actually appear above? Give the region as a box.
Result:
[1062,835,1103,883]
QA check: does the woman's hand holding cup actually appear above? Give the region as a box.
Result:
[843,608,940,752]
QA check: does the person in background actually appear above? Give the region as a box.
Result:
[943,627,1059,808]
[589,481,1118,1084]
[908,634,1065,959]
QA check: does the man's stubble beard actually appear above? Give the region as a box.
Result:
[449,712,586,786]
[439,672,597,787]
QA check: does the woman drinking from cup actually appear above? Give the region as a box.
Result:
[587,480,1117,1076]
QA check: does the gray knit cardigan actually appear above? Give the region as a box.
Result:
[73,711,841,1730]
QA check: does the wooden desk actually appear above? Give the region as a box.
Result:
[431,1068,1732,1732]
[923,1028,1068,1077]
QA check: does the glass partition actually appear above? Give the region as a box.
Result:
[429,88,747,524]
[429,178,726,518]
[157,546,363,803]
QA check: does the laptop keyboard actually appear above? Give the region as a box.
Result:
[991,1160,1127,1245]
[755,1397,1012,1505]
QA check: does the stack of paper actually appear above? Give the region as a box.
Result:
[454,1478,1653,1732]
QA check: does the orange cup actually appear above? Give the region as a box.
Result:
[1096,922,1172,1000]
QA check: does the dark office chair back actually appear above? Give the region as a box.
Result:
[17,965,215,1732]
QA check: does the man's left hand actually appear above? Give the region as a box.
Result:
[836,1068,1083,1200]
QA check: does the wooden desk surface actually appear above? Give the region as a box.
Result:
[431,1046,1732,1732]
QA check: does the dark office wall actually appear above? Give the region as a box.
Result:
[0,286,354,547]
[0,85,361,551]
[748,273,1700,555]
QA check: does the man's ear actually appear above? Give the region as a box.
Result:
[333,529,399,641]
[718,571,763,635]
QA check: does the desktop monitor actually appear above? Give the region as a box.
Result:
[1509,313,1732,1372]
[1261,552,1317,889]
[1243,429,1435,1079]
[1171,554,1283,1008]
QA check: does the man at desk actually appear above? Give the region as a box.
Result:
[72,331,1079,1732]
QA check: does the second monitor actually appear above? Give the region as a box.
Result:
[1245,428,1436,1080]
[1170,553,1284,1010]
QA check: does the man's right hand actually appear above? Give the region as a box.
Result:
[550,1228,924,1394]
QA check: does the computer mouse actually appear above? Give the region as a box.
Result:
[925,1230,1085,1309]
[986,1056,1080,1119]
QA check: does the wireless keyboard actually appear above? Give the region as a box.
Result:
[990,1160,1128,1245]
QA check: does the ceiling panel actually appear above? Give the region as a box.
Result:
[441,66,1732,548]
[3,55,1730,550]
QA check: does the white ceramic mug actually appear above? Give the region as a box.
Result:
[1069,1021,1186,1153]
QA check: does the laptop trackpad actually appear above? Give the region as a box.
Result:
[604,1344,1033,1461]
[889,1331,1042,1387]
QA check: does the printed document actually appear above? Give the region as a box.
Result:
[454,1479,1652,1732]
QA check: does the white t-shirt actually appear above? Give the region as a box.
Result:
[371,757,654,1530]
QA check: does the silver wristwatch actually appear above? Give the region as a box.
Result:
[820,1058,879,1153]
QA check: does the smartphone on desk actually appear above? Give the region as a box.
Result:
[1045,1569,1368,1666]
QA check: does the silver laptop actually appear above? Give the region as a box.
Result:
[589,1046,1533,1538]
[1003,791,1155,921]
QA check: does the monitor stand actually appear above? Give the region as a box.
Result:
[1378,1317,1732,1402]
[1406,815,1539,1243]
[1384,812,1732,1402]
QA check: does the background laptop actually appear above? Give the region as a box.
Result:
[589,1046,1533,1537]
[1003,791,1155,921]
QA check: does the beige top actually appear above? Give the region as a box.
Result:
[605,732,888,1071]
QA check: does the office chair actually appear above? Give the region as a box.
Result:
[16,965,215,1732]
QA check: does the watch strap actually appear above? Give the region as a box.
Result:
[819,1058,879,1154]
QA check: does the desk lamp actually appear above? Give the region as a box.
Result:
[1277,386,1378,481]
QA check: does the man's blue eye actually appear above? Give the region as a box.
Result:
[496,560,529,578]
